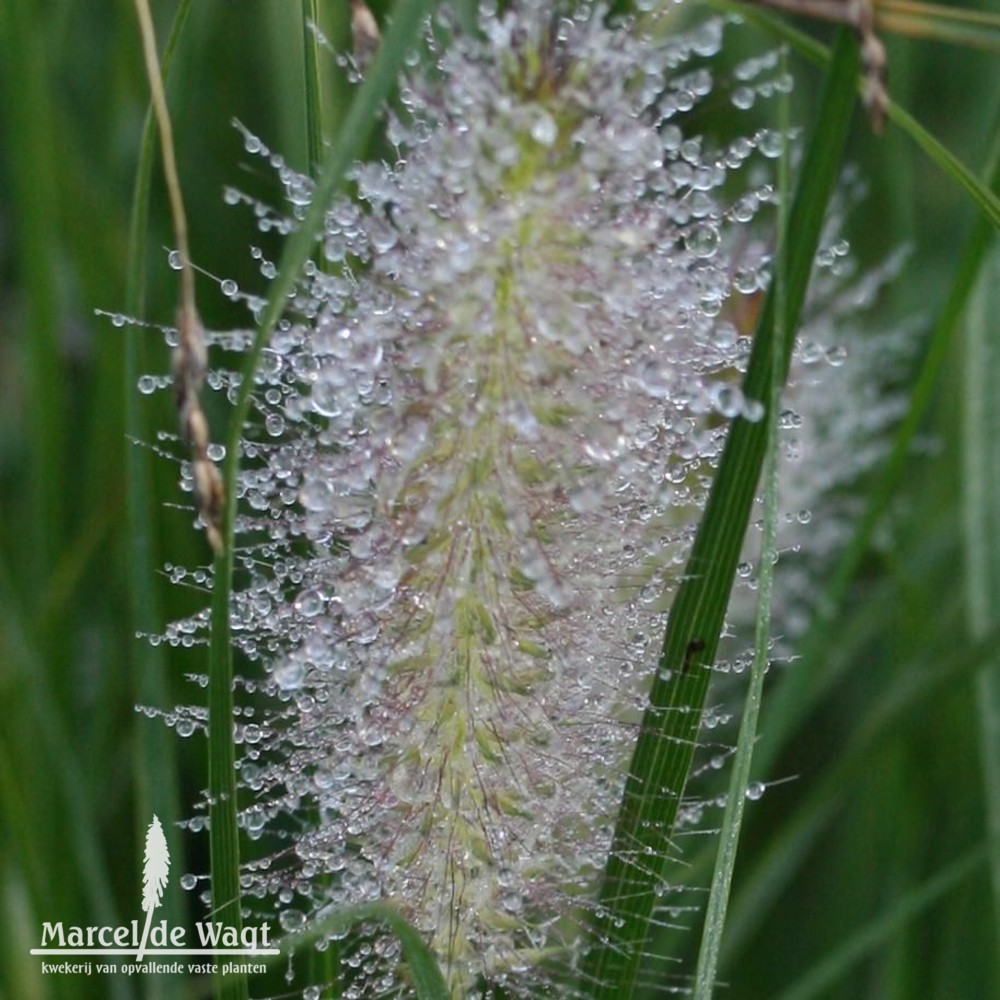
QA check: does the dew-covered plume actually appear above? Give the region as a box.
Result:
[137,2,851,995]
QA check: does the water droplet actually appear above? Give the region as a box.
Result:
[732,193,758,224]
[741,397,765,422]
[800,339,825,364]
[826,344,848,366]
[712,383,744,419]
[745,781,766,801]
[639,359,672,399]
[300,478,333,512]
[167,250,183,270]
[137,375,157,395]
[568,483,603,513]
[691,18,723,56]
[530,110,558,147]
[501,891,524,914]
[294,588,325,618]
[685,223,720,258]
[279,909,306,933]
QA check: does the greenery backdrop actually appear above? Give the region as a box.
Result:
[1,1,999,998]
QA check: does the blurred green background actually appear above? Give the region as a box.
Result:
[1,1,999,998]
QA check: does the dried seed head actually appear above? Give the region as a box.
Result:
[173,302,224,554]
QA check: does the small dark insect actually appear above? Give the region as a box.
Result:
[680,638,706,675]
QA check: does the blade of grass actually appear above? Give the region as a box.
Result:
[298,5,339,992]
[123,7,195,991]
[963,245,1000,968]
[877,13,1000,52]
[773,842,991,1000]
[714,0,1000,230]
[641,515,971,970]
[737,0,1000,50]
[206,5,442,999]
[632,555,901,973]
[265,903,450,1000]
[0,560,134,1000]
[691,43,793,1000]
[301,0,325,181]
[580,32,861,1000]
[890,102,1000,229]
[0,0,68,586]
[125,1,194,313]
[722,607,1000,966]
[880,0,1000,32]
[133,0,241,991]
[748,95,1000,785]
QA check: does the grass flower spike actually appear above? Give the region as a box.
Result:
[173,3,798,995]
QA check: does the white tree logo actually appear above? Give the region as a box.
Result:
[136,815,169,960]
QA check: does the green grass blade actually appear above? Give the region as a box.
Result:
[890,102,1000,229]
[641,534,981,968]
[722,613,1000,966]
[748,102,1000,786]
[580,32,861,999]
[301,0,325,181]
[268,903,450,1000]
[123,6,194,989]
[963,245,1000,964]
[773,843,991,1000]
[207,558,248,1000]
[879,13,1000,54]
[0,562,134,1000]
[691,44,792,1000]
[0,0,68,583]
[715,0,1000,229]
[124,0,194,314]
[206,5,441,998]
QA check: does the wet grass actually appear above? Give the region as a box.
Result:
[1,2,999,998]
